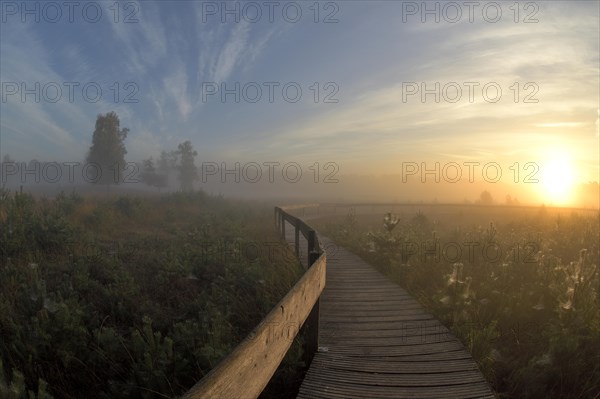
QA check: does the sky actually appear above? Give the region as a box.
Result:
[0,0,599,205]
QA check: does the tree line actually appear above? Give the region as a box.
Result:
[86,111,198,191]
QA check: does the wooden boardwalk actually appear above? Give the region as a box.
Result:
[285,221,495,399]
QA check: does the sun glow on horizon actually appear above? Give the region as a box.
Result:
[540,152,576,205]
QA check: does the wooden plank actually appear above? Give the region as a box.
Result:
[310,356,481,373]
[302,368,489,387]
[183,254,326,399]
[296,233,495,399]
[297,378,495,399]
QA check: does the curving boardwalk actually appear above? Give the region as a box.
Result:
[284,219,495,399]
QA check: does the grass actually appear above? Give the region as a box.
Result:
[0,189,305,398]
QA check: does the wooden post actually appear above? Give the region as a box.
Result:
[295,224,300,259]
[304,230,320,369]
[307,230,317,266]
[304,298,320,369]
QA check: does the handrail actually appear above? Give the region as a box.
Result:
[274,205,323,266]
[184,205,325,399]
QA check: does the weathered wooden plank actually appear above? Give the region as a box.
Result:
[295,232,494,399]
[322,342,467,356]
[302,378,493,396]
[183,254,326,399]
[302,368,489,386]
[319,297,417,304]
[320,326,453,340]
[310,356,481,373]
[298,374,495,399]
[321,306,423,313]
[319,307,429,316]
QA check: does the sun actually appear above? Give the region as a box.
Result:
[540,156,575,205]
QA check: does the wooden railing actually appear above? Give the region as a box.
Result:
[183,205,325,399]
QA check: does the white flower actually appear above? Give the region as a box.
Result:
[440,296,451,305]
[560,300,573,311]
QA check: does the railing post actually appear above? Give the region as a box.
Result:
[307,230,316,266]
[273,209,323,371]
[295,224,300,258]
[304,298,320,369]
[304,229,320,369]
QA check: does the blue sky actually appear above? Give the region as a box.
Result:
[1,1,599,188]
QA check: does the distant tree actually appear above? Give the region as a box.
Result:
[86,111,129,186]
[141,157,167,191]
[141,157,157,186]
[157,150,179,186]
[176,141,197,191]
[158,151,170,174]
[479,190,493,205]
[163,150,179,171]
[144,157,155,173]
[167,151,178,170]
[157,151,170,187]
[505,194,520,205]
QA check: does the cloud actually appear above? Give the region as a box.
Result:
[0,24,83,156]
[194,11,275,84]
[213,21,251,83]
[103,1,167,75]
[163,64,192,119]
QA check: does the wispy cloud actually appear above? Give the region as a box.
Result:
[213,21,251,83]
[102,1,167,75]
[163,64,192,119]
